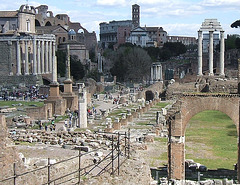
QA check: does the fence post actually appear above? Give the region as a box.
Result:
[128,128,130,159]
[118,132,120,175]
[78,149,81,184]
[111,135,114,175]
[48,158,50,185]
[13,163,16,185]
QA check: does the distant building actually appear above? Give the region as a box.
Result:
[0,4,56,86]
[145,27,167,47]
[35,5,97,60]
[99,4,168,48]
[126,26,153,47]
[0,3,98,86]
[99,20,133,48]
[167,36,197,46]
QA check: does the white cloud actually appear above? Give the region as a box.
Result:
[163,23,201,37]
[96,0,127,6]
[201,0,240,7]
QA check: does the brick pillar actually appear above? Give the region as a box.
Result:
[238,100,240,182]
[168,112,185,181]
[168,138,185,180]
[238,59,240,94]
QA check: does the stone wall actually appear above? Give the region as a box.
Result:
[137,81,164,100]
[26,103,53,120]
[0,115,43,184]
[166,94,240,180]
[0,75,43,87]
[0,41,15,76]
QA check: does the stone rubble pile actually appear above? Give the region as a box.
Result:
[9,129,121,151]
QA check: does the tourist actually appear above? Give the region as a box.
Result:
[69,120,72,128]
[39,121,42,130]
[49,124,53,131]
[44,124,48,131]
[64,120,68,127]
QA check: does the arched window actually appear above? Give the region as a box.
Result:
[35,19,40,26]
[26,19,30,32]
[45,21,52,26]
[58,37,62,44]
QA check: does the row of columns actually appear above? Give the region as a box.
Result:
[151,64,163,82]
[16,39,56,76]
[198,30,225,76]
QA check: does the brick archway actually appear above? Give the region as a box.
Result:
[167,94,240,181]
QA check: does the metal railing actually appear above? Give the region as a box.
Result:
[0,129,131,185]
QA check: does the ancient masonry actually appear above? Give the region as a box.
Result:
[166,94,240,182]
[198,19,225,76]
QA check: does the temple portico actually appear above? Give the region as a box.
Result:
[151,62,163,82]
[198,19,225,76]
[0,34,56,77]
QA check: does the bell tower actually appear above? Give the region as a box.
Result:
[132,4,140,28]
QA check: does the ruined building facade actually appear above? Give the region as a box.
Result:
[0,4,97,86]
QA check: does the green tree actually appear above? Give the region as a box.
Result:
[70,55,85,80]
[162,42,187,56]
[225,35,237,50]
[56,50,66,77]
[110,46,152,82]
[235,37,240,49]
[144,47,161,62]
[86,69,103,82]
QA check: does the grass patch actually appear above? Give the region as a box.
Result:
[15,141,36,146]
[154,137,168,142]
[0,101,44,107]
[186,110,237,169]
[154,102,169,109]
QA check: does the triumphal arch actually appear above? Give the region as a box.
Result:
[166,94,240,181]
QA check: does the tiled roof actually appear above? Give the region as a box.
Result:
[0,11,18,17]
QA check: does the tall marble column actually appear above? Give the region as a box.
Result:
[220,31,225,76]
[209,31,214,76]
[16,41,21,75]
[37,40,41,74]
[150,66,153,82]
[41,40,45,74]
[49,41,52,73]
[159,65,163,81]
[45,41,49,73]
[33,38,37,75]
[52,42,57,83]
[66,44,71,80]
[198,31,203,76]
[24,41,29,75]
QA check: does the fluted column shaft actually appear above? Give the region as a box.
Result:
[37,40,41,74]
[16,41,21,75]
[33,38,37,75]
[220,31,225,76]
[45,41,49,73]
[41,41,45,73]
[49,41,52,73]
[209,31,214,76]
[24,41,29,75]
[52,42,57,83]
[198,31,203,76]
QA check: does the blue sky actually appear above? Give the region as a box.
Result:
[1,0,240,40]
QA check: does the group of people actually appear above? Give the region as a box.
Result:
[38,120,56,131]
[0,85,48,101]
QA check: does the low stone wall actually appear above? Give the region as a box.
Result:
[26,103,53,121]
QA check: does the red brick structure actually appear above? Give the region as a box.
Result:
[167,94,240,181]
